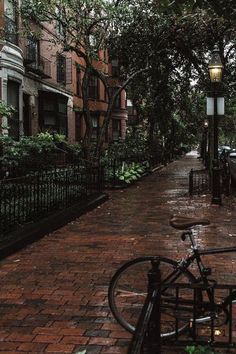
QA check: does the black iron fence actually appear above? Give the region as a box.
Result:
[0,162,103,238]
[220,156,231,196]
[189,169,210,196]
[189,162,231,197]
[0,148,83,180]
[103,152,163,187]
[103,154,149,186]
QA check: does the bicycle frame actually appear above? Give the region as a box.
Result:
[173,230,236,315]
[181,229,236,277]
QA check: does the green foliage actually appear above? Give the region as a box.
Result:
[0,101,15,118]
[185,345,217,354]
[105,127,148,159]
[110,0,236,156]
[102,129,149,185]
[117,163,145,184]
[0,133,82,170]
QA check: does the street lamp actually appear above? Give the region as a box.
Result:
[208,47,223,82]
[203,119,209,167]
[208,45,224,205]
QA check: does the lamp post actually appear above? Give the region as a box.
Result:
[208,45,224,205]
[203,119,209,167]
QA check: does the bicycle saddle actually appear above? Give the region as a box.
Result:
[170,215,210,230]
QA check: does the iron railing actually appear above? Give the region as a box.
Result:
[0,162,104,239]
[103,152,164,187]
[220,156,231,196]
[26,55,51,78]
[0,152,67,179]
[0,144,86,179]
[189,163,232,197]
[103,154,151,186]
[189,169,210,196]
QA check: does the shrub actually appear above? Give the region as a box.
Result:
[0,100,15,118]
[116,163,145,184]
[185,345,218,354]
[0,133,82,173]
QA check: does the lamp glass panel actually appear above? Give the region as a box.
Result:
[209,67,222,82]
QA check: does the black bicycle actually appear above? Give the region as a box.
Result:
[108,215,236,338]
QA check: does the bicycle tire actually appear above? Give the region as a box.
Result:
[108,256,201,338]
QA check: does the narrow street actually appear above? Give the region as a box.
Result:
[0,152,236,353]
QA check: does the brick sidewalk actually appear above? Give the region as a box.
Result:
[0,152,235,353]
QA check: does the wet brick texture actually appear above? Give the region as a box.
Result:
[0,153,235,353]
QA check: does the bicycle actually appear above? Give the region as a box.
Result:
[108,215,236,339]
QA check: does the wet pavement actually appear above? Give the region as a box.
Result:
[0,152,236,353]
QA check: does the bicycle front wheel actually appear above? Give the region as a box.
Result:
[108,256,199,338]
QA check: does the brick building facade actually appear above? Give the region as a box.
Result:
[0,0,128,143]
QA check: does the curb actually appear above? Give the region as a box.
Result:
[0,193,109,260]
[151,164,165,173]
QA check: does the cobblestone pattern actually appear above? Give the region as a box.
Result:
[0,153,235,353]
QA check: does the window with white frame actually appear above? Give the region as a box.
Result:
[4,0,18,44]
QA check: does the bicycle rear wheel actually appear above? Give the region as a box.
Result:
[108,256,200,338]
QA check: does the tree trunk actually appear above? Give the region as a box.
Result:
[81,67,92,160]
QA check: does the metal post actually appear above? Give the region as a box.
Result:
[144,259,162,354]
[204,127,208,168]
[211,90,222,205]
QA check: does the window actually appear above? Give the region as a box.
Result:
[57,54,66,84]
[57,20,65,37]
[112,119,121,141]
[55,6,66,38]
[76,67,82,96]
[26,37,39,63]
[111,59,119,77]
[114,92,121,108]
[39,91,68,136]
[23,93,31,136]
[88,75,99,99]
[7,80,19,139]
[91,114,99,140]
[111,87,121,108]
[4,0,18,44]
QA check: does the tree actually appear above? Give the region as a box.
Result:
[19,0,149,159]
[19,0,236,160]
[110,0,236,157]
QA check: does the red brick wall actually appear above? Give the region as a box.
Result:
[17,18,126,143]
